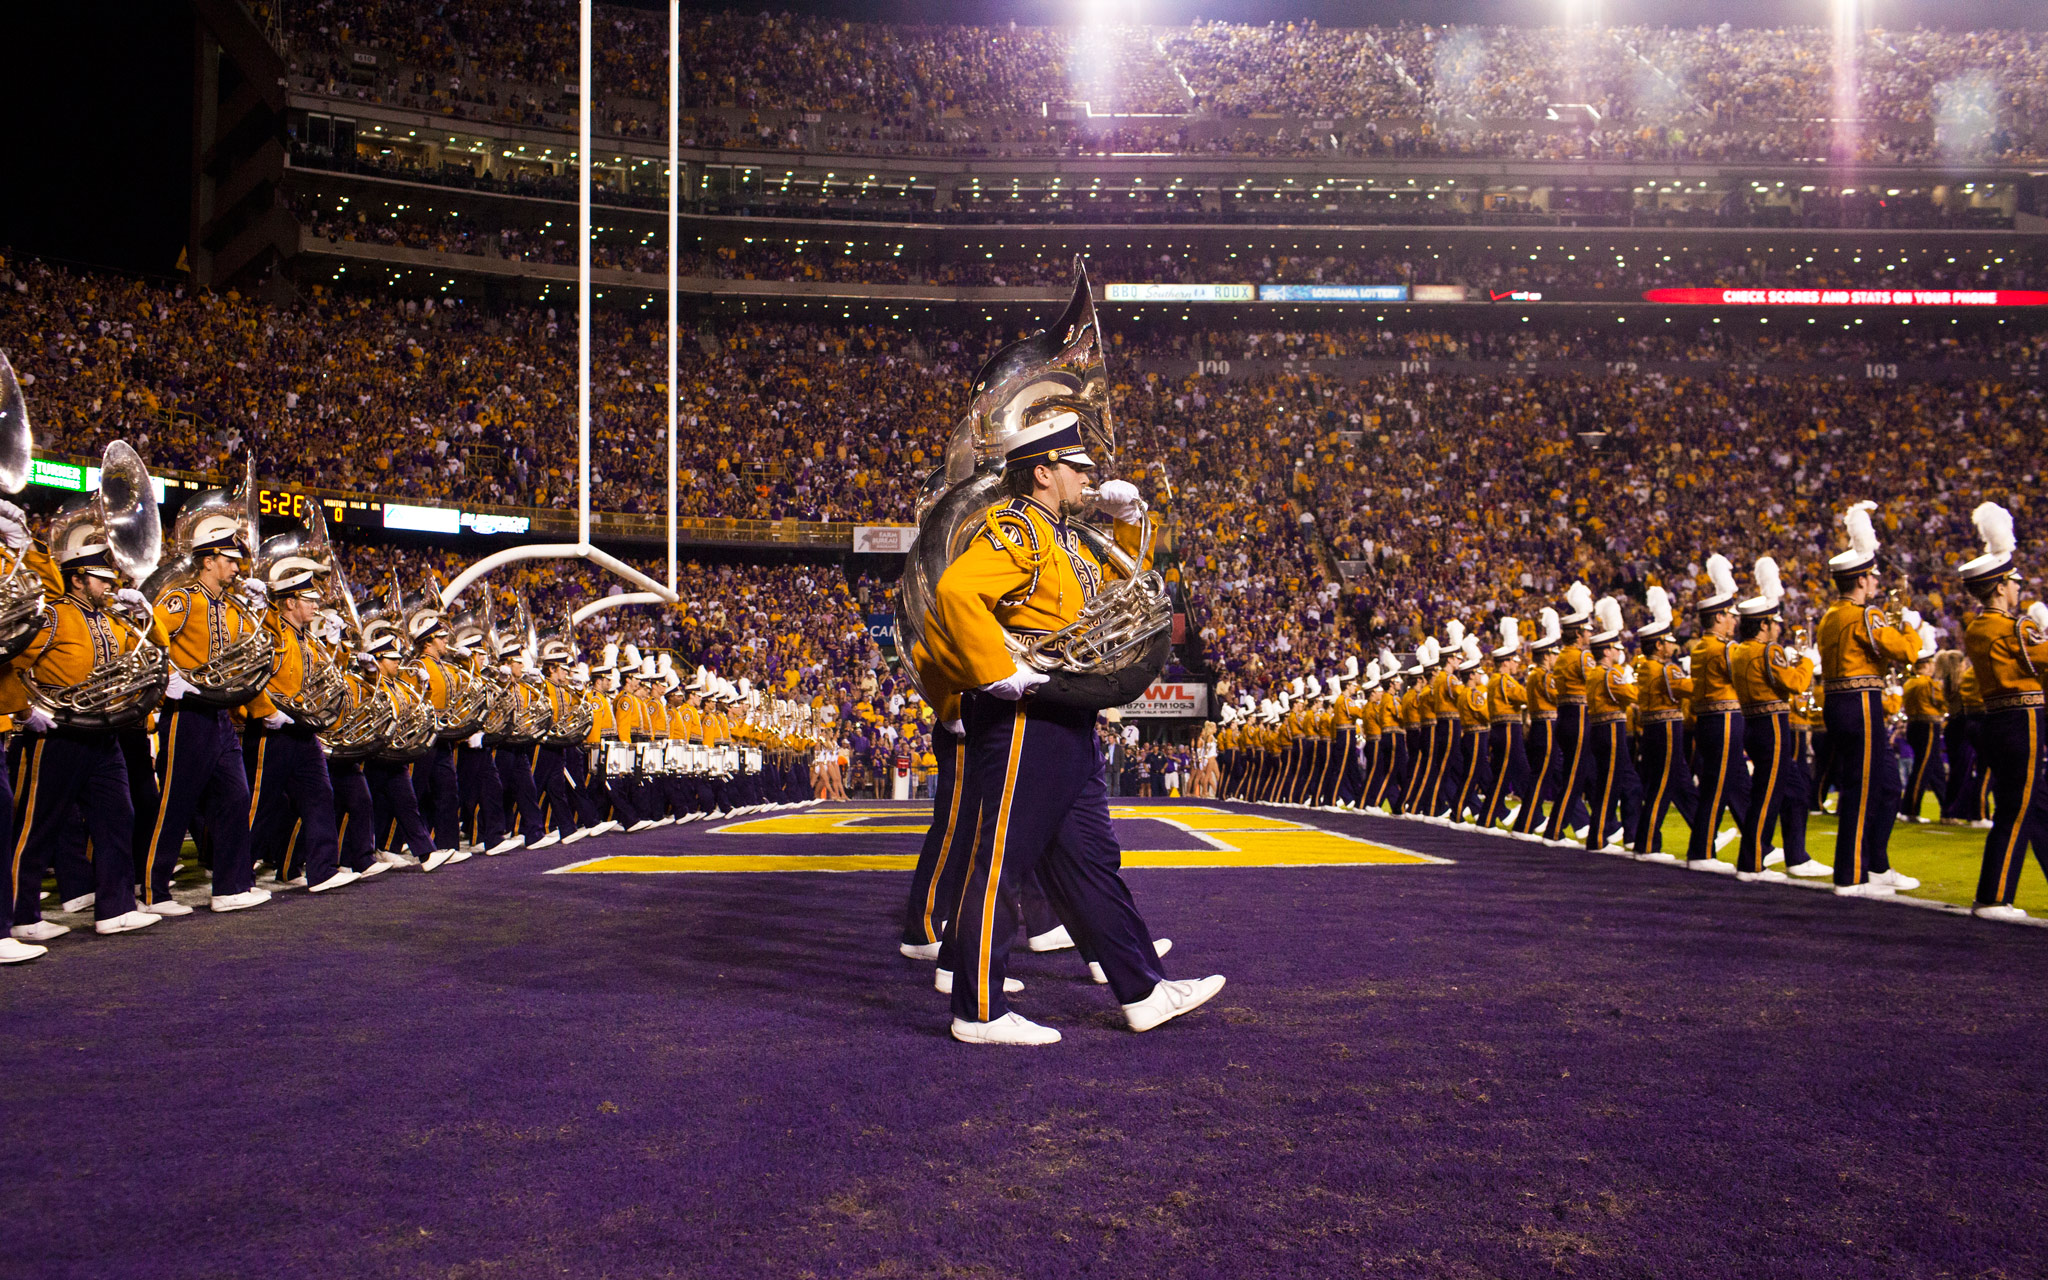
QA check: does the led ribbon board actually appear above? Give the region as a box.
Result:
[1642,288,2048,307]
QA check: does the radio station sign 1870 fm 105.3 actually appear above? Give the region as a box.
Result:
[1121,682,1210,718]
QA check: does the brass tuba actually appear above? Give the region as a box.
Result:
[0,354,50,662]
[20,440,170,730]
[894,264,1170,686]
[253,502,348,729]
[540,604,592,746]
[143,455,275,707]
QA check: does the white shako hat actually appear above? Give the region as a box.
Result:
[1491,616,1522,659]
[1527,607,1563,653]
[1362,660,1381,690]
[1002,411,1095,472]
[1410,637,1440,675]
[1559,581,1594,628]
[1959,501,2020,586]
[1443,618,1465,652]
[1588,596,1626,647]
[1736,557,1785,619]
[1698,553,1739,614]
[1637,586,1676,641]
[1454,635,1483,672]
[1828,500,1883,579]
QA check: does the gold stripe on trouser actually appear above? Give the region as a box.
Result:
[1994,711,2038,898]
[919,739,968,943]
[1700,715,1730,853]
[1641,722,1672,850]
[246,734,269,827]
[283,817,303,879]
[1550,711,1587,836]
[9,739,46,906]
[337,811,350,856]
[1592,723,1617,845]
[1519,728,1551,832]
[1846,697,1873,881]
[143,715,182,902]
[975,706,1031,1023]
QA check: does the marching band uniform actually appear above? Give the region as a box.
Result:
[531,642,585,846]
[1685,555,1747,866]
[1425,629,1463,817]
[1818,502,1921,895]
[1510,612,1561,837]
[143,514,274,913]
[1900,659,1947,822]
[916,413,1205,1043]
[1956,504,2048,920]
[1729,560,1820,879]
[1629,588,1695,859]
[317,630,383,879]
[246,557,350,893]
[458,636,517,854]
[1942,663,1989,823]
[1479,623,1529,829]
[410,615,465,854]
[360,624,446,869]
[1448,641,1490,823]
[1581,598,1642,852]
[1540,583,1596,842]
[7,538,163,938]
[489,641,552,850]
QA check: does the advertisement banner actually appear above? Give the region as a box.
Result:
[853,525,915,554]
[1105,283,1255,303]
[1121,681,1210,718]
[1257,284,1408,303]
[1642,288,2048,307]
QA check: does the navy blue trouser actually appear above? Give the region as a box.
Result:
[903,724,970,948]
[1512,717,1555,834]
[1686,710,1750,862]
[457,742,506,846]
[369,757,437,859]
[12,731,134,925]
[1738,712,1811,873]
[416,742,461,851]
[947,693,1164,1024]
[1826,689,1901,885]
[495,746,544,841]
[564,746,605,827]
[1903,720,1946,820]
[1943,714,1986,821]
[144,704,255,904]
[327,757,377,872]
[1450,726,1488,820]
[1975,705,2048,907]
[1633,718,1697,854]
[116,727,158,890]
[247,726,340,886]
[1543,704,1592,840]
[533,745,578,836]
[1481,721,1528,826]
[1584,719,1642,849]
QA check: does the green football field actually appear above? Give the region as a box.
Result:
[1649,792,2048,912]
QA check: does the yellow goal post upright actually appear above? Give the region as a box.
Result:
[441,0,681,627]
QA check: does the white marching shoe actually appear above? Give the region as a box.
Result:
[1637,851,1679,864]
[934,968,1022,995]
[420,849,458,873]
[1834,880,1896,898]
[94,910,161,935]
[61,892,96,914]
[1091,937,1174,984]
[209,888,272,913]
[141,898,195,917]
[1735,870,1789,884]
[1498,805,1521,830]
[356,860,392,879]
[561,827,591,846]
[951,1012,1061,1046]
[1872,868,1921,892]
[1027,925,1075,952]
[307,868,361,894]
[529,831,562,851]
[486,834,525,856]
[1764,848,1785,867]
[1123,975,1227,1033]
[1687,858,1737,875]
[899,940,941,961]
[626,819,656,833]
[0,936,47,963]
[1788,858,1833,878]
[12,920,70,942]
[1714,827,1741,853]
[1973,903,2031,923]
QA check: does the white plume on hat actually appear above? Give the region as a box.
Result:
[1591,595,1624,643]
[1641,586,1673,636]
[1915,621,1938,661]
[1290,676,1305,699]
[1456,635,1483,670]
[1829,499,1882,573]
[1305,675,1323,699]
[1532,607,1562,650]
[621,645,643,674]
[1444,619,1465,649]
[1976,502,2016,559]
[1379,647,1400,675]
[1491,615,1521,658]
[1563,581,1594,624]
[1415,637,1440,670]
[1340,655,1359,681]
[1704,553,1738,606]
[1754,556,1784,604]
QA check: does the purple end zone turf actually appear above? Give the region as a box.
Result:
[7,799,2048,1279]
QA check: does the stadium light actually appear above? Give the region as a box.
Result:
[444,0,679,618]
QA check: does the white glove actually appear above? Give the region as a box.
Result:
[115,588,148,613]
[943,718,965,736]
[164,669,198,701]
[0,501,27,554]
[467,731,485,749]
[2028,601,2048,632]
[1680,656,1692,675]
[981,664,1050,702]
[262,712,290,730]
[23,706,54,734]
[1900,609,1922,631]
[1615,664,1637,685]
[1094,478,1146,524]
[238,578,269,608]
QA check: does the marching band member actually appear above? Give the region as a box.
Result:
[1424,623,1465,818]
[1899,640,1947,823]
[455,622,519,856]
[1955,502,2048,922]
[408,600,466,856]
[1579,597,1641,853]
[1628,587,1694,861]
[1728,559,1824,881]
[1818,501,1922,897]
[560,660,612,835]
[1479,619,1529,829]
[613,650,656,831]
[581,646,626,832]
[143,511,276,915]
[312,610,389,882]
[247,555,355,893]
[1448,637,1490,824]
[490,634,555,850]
[1685,555,1747,866]
[1398,641,1438,815]
[1539,583,1596,843]
[359,621,450,871]
[918,415,1217,1045]
[7,524,163,941]
[1510,610,1561,838]
[532,639,588,846]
